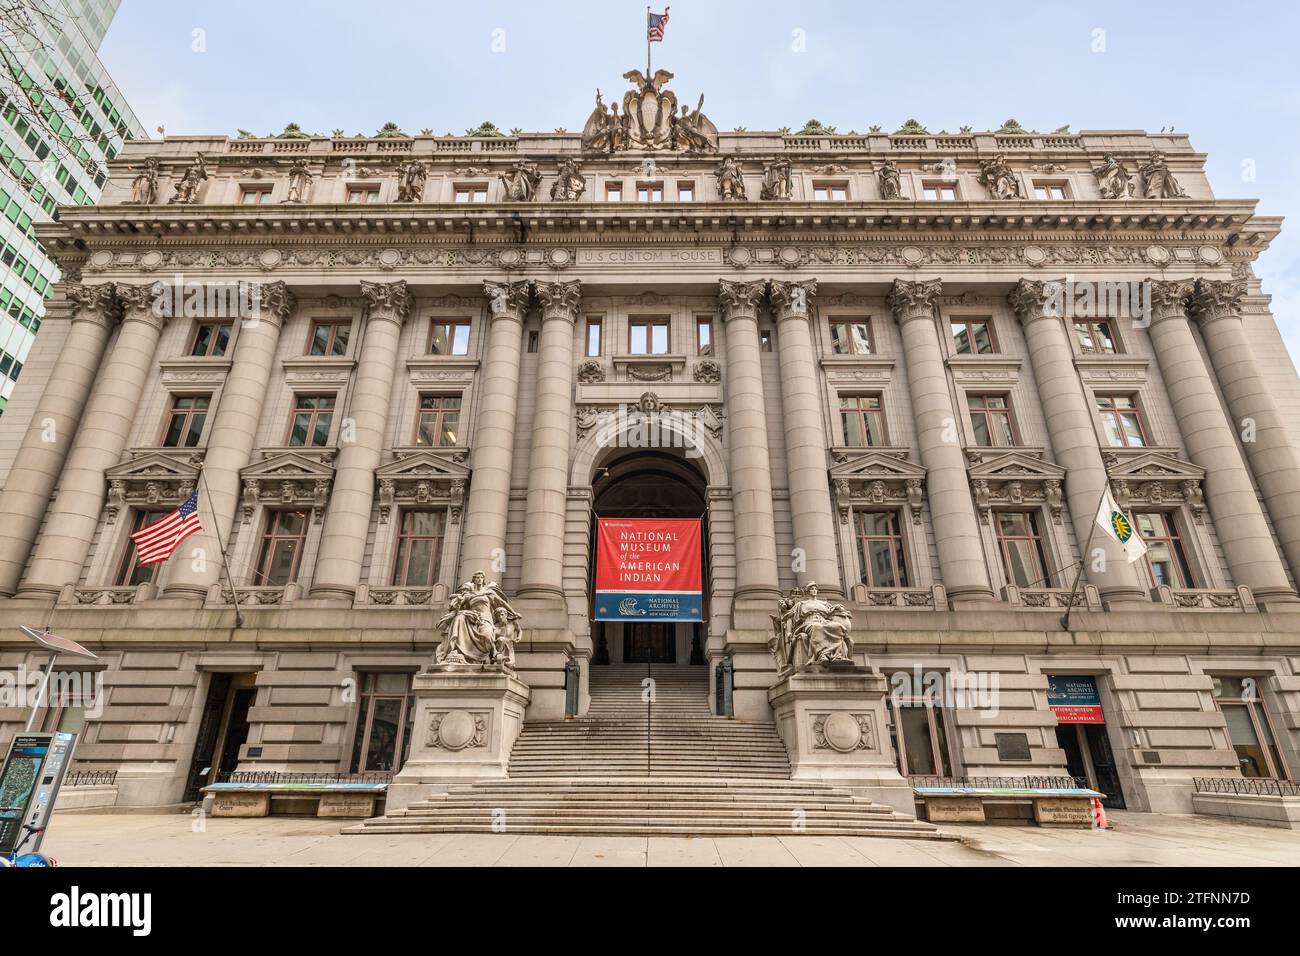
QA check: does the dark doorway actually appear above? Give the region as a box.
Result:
[1056,723,1126,809]
[624,623,676,663]
[182,672,257,801]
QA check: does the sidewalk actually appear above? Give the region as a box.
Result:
[39,809,1300,866]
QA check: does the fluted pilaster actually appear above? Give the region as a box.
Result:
[889,278,992,604]
[1148,278,1295,602]
[311,280,409,600]
[459,280,530,583]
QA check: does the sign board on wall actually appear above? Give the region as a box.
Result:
[595,517,703,622]
[0,731,78,854]
[1047,675,1105,724]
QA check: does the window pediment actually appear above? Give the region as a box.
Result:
[239,450,336,523]
[375,449,470,525]
[1105,450,1206,522]
[829,451,926,525]
[105,451,203,524]
[968,451,1066,524]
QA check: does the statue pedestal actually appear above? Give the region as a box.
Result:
[385,668,530,812]
[768,664,915,817]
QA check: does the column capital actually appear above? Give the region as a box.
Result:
[769,278,817,319]
[115,281,168,330]
[483,279,531,319]
[254,280,296,327]
[1007,277,1067,324]
[64,282,121,328]
[1147,278,1195,323]
[717,278,765,318]
[1191,278,1247,325]
[888,278,942,322]
[533,279,581,318]
[360,279,410,325]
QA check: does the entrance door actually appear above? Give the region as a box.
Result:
[1055,724,1126,809]
[624,623,675,663]
[182,672,257,801]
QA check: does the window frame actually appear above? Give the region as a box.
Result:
[1134,510,1197,589]
[968,392,1018,447]
[285,393,337,447]
[828,315,875,355]
[677,181,695,202]
[238,184,274,205]
[950,316,997,355]
[1211,676,1292,782]
[1033,180,1071,200]
[1096,393,1149,448]
[253,509,311,586]
[414,393,462,448]
[839,393,888,447]
[1073,318,1121,355]
[636,181,664,202]
[695,315,713,355]
[812,180,849,201]
[994,509,1053,589]
[854,509,910,588]
[160,393,210,448]
[306,318,352,357]
[427,317,472,356]
[585,317,603,357]
[605,181,624,202]
[628,315,671,355]
[922,181,958,201]
[117,508,166,586]
[391,509,447,588]
[189,321,232,358]
[346,184,381,204]
[886,684,955,778]
[348,671,417,774]
[453,183,488,204]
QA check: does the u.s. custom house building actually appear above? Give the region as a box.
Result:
[1,67,1299,833]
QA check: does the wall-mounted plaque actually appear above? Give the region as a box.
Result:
[995,732,1032,762]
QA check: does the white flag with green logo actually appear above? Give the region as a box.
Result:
[1096,486,1147,563]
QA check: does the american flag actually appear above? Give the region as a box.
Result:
[648,7,669,41]
[131,493,202,565]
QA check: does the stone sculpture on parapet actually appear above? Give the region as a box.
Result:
[433,571,522,671]
[768,582,855,677]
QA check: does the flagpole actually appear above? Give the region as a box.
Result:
[1061,482,1110,631]
[196,463,244,629]
[646,5,651,77]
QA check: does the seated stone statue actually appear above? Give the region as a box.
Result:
[769,582,854,676]
[434,571,522,670]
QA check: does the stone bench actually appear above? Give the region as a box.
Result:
[913,786,1104,827]
[201,782,388,819]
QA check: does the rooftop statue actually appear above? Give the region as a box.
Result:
[768,582,855,677]
[977,153,1022,200]
[499,159,542,202]
[168,154,207,204]
[126,157,159,205]
[550,158,587,201]
[1139,152,1187,199]
[394,158,428,203]
[582,69,716,153]
[1092,153,1133,199]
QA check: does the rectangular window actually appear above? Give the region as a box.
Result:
[349,672,416,774]
[1034,182,1069,200]
[759,330,773,352]
[996,511,1051,588]
[629,316,670,355]
[968,394,1016,447]
[585,317,603,357]
[1097,394,1147,447]
[886,679,955,777]
[813,181,848,201]
[190,322,231,357]
[677,181,695,202]
[254,510,309,586]
[951,318,996,355]
[637,182,664,202]
[428,318,471,355]
[117,509,165,586]
[346,184,380,204]
[829,316,874,355]
[605,182,623,202]
[392,510,446,587]
[1074,319,1119,354]
[840,394,887,447]
[922,182,957,201]
[307,319,351,357]
[287,394,335,447]
[1212,676,1290,781]
[453,183,488,203]
[696,316,713,355]
[855,510,909,587]
[415,394,461,447]
[239,184,273,205]
[1135,511,1195,589]
[161,395,209,448]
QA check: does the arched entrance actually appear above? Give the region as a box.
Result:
[590,448,709,666]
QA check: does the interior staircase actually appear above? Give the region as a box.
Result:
[353,664,944,837]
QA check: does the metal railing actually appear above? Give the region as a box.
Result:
[218,771,393,785]
[1193,776,1300,797]
[908,775,1085,790]
[63,770,117,787]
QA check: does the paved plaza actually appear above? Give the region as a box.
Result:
[40,811,1300,867]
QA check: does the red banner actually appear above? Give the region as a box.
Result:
[594,517,702,621]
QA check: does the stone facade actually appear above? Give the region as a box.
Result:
[1,72,1299,814]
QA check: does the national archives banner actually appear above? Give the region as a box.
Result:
[594,518,703,622]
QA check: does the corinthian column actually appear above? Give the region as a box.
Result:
[889,279,992,604]
[517,279,580,600]
[0,284,119,596]
[1009,279,1147,604]
[1147,279,1296,603]
[164,282,295,600]
[769,278,841,595]
[1192,278,1300,587]
[459,280,529,583]
[19,283,169,598]
[718,279,781,602]
[311,280,409,600]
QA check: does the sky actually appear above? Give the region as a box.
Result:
[98,0,1300,362]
